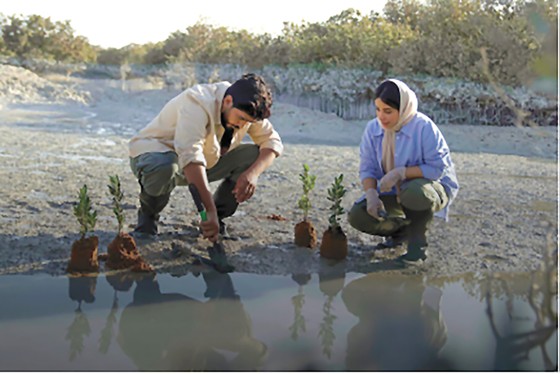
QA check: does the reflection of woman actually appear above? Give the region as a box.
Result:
[341,273,449,371]
[347,79,459,265]
[117,272,267,371]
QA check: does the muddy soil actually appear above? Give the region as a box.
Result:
[0,72,557,278]
[294,220,318,248]
[106,232,153,272]
[320,227,348,260]
[67,236,99,273]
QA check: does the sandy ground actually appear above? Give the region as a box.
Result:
[0,70,557,278]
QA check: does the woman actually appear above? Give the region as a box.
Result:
[347,79,459,265]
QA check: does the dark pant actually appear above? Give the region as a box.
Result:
[130,144,260,219]
[347,179,448,248]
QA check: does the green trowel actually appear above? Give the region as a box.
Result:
[188,184,235,273]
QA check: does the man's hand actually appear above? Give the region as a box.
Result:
[233,170,259,203]
[379,166,407,193]
[366,188,386,220]
[200,209,220,242]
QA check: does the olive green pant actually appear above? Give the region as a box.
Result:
[347,179,449,247]
[130,144,260,219]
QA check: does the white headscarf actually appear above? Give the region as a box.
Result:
[381,79,418,173]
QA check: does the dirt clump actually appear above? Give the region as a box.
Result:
[320,226,348,261]
[106,232,153,272]
[295,220,318,248]
[67,236,100,273]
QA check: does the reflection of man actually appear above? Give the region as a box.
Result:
[116,272,267,371]
[341,274,450,371]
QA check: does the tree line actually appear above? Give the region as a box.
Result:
[1,0,557,86]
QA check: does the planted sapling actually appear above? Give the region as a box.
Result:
[294,163,318,248]
[326,174,346,230]
[298,163,316,222]
[320,174,348,260]
[106,175,152,272]
[108,175,125,233]
[68,184,99,273]
[74,184,97,239]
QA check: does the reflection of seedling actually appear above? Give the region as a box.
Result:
[327,174,346,230]
[73,185,97,239]
[298,164,316,222]
[318,296,336,359]
[108,175,125,233]
[65,308,91,361]
[289,286,307,340]
[99,291,118,354]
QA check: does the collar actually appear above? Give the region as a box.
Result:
[214,82,231,127]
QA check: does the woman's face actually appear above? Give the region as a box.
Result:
[375,98,400,130]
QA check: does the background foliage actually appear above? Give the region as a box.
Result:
[0,0,557,86]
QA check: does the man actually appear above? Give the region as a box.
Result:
[128,73,283,242]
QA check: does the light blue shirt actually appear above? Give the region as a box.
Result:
[359,112,459,220]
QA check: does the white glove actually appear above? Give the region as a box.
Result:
[365,188,386,220]
[379,166,407,193]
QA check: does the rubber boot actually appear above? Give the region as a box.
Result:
[398,208,432,265]
[375,225,409,250]
[213,178,240,240]
[133,191,170,236]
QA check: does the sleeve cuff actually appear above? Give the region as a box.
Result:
[178,152,207,171]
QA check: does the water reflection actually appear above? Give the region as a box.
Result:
[289,273,310,340]
[66,275,96,361]
[113,271,267,371]
[485,271,558,371]
[318,260,346,359]
[33,267,555,371]
[342,273,451,371]
[98,272,135,355]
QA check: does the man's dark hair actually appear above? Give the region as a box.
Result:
[375,80,400,110]
[225,73,272,120]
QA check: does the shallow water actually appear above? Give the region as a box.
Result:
[0,269,556,371]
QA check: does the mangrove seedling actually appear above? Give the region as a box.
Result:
[294,164,318,248]
[320,174,348,260]
[326,174,346,230]
[107,175,125,233]
[106,175,151,272]
[297,163,317,222]
[73,184,97,239]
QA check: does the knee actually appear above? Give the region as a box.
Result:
[400,179,435,211]
[238,144,260,166]
[347,203,369,232]
[142,162,178,196]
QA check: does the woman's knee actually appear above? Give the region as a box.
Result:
[400,179,437,211]
[347,203,366,231]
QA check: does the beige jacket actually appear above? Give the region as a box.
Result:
[129,81,283,170]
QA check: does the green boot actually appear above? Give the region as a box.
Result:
[398,208,432,265]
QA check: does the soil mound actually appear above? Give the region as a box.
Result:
[106,233,153,272]
[0,64,90,104]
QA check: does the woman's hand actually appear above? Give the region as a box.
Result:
[365,188,386,220]
[379,166,407,192]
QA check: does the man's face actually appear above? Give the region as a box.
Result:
[221,95,256,129]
